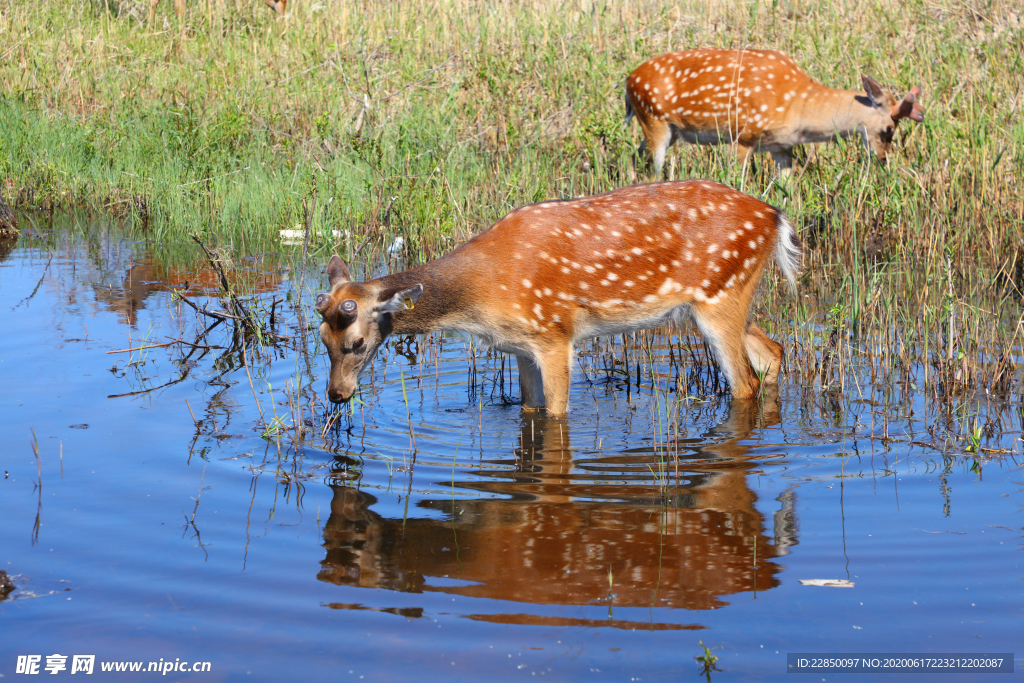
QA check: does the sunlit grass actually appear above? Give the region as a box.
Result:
[1,0,1021,405]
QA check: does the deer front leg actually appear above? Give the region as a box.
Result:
[535,341,574,417]
[516,354,545,411]
[771,149,795,176]
[732,141,755,170]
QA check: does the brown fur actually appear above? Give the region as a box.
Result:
[625,49,924,174]
[315,181,802,416]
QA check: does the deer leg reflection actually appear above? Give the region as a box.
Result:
[517,413,571,471]
[317,393,800,613]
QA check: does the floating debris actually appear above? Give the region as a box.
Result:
[799,579,855,588]
[387,236,405,257]
[279,228,348,245]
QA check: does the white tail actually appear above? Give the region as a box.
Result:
[625,48,924,174]
[315,181,802,416]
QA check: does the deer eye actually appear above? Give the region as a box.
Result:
[340,299,357,314]
[352,337,365,352]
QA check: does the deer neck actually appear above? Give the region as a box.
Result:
[795,88,874,144]
[372,252,480,336]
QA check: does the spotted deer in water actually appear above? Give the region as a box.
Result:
[315,181,802,416]
[625,49,924,174]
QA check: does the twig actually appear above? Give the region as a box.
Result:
[185,399,199,428]
[106,341,177,354]
[171,288,243,320]
[165,336,225,350]
[107,370,191,399]
[11,252,53,311]
[298,189,317,302]
[105,337,224,354]
[241,343,267,429]
[189,465,207,523]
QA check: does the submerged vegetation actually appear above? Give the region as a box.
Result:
[1,0,1022,436]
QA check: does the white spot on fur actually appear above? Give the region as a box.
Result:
[657,278,681,295]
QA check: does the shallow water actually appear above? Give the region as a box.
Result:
[1,222,1022,681]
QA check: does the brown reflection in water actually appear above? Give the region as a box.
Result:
[320,395,798,615]
[0,233,18,263]
[93,255,281,325]
[467,613,699,630]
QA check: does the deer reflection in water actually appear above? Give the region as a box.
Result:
[92,256,282,326]
[319,394,799,616]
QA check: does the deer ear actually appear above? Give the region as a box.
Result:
[376,284,423,313]
[892,87,925,122]
[327,255,351,287]
[861,75,887,108]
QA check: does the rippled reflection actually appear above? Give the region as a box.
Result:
[92,255,283,325]
[319,394,799,615]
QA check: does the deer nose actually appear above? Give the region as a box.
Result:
[327,387,351,404]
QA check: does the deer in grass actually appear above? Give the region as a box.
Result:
[625,49,924,175]
[315,181,802,417]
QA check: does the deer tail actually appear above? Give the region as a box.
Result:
[774,214,802,294]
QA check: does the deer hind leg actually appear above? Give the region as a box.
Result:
[690,265,773,399]
[639,119,673,176]
[744,322,784,384]
[691,300,759,398]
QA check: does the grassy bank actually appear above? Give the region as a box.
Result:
[2,0,1023,402]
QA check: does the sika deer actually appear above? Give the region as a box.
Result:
[315,181,801,416]
[625,49,924,174]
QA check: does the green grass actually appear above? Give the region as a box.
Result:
[2,0,1022,399]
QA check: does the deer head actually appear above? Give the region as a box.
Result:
[860,76,925,163]
[315,255,423,403]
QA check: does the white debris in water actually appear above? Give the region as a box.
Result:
[798,579,855,587]
[279,228,347,246]
[387,236,405,257]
